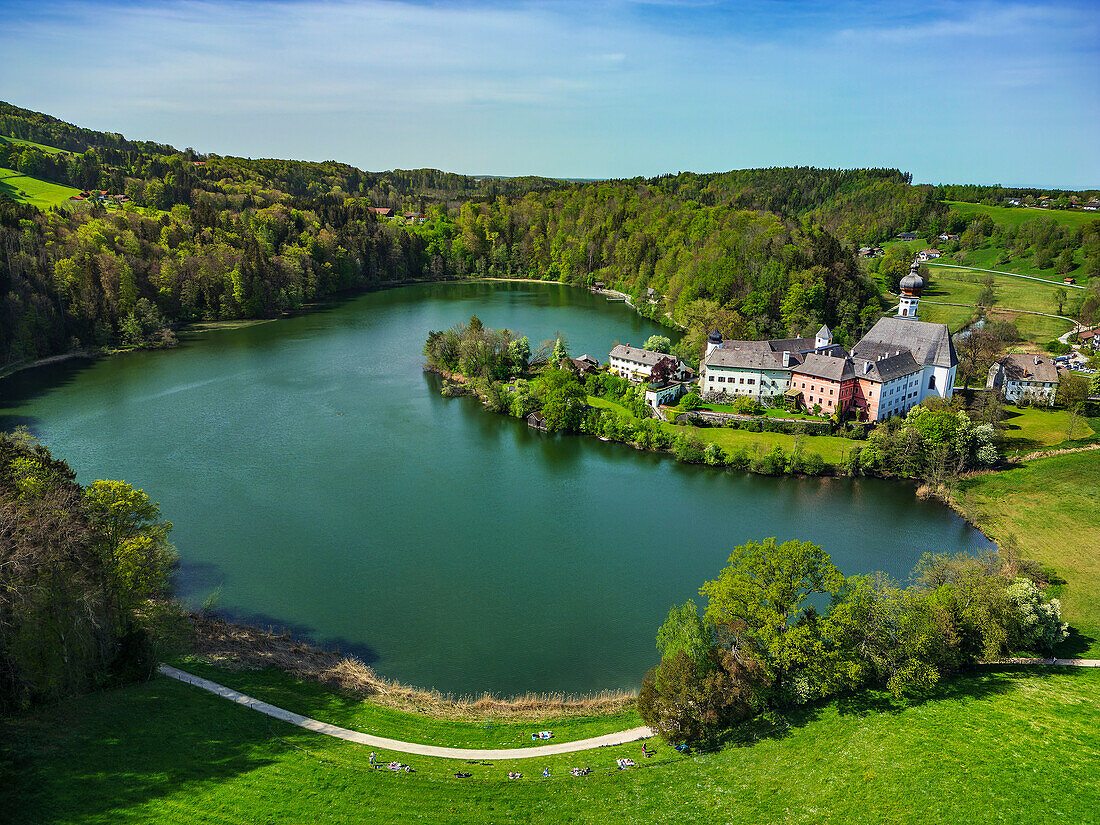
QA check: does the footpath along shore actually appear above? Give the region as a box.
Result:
[160,660,1099,758]
[157,665,653,759]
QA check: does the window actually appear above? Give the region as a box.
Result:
[718,376,725,383]
[928,375,936,389]
[748,379,755,385]
[740,378,745,384]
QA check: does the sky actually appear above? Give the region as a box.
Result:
[1,0,1098,187]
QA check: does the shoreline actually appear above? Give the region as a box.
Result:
[186,613,637,719]
[0,349,96,381]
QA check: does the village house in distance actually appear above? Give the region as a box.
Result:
[697,261,958,421]
[986,354,1060,406]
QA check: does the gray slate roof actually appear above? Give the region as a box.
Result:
[854,351,921,383]
[609,345,680,368]
[704,336,847,371]
[792,353,854,382]
[852,317,958,369]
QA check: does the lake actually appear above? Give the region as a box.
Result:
[0,281,993,695]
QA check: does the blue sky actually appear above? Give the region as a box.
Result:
[1,0,1097,187]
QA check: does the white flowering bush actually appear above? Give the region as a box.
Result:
[1006,577,1068,653]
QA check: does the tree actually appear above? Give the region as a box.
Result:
[551,335,569,367]
[508,336,531,374]
[1005,578,1067,653]
[977,274,996,307]
[538,370,586,431]
[701,538,844,705]
[650,356,678,385]
[643,335,672,354]
[1055,373,1088,409]
[1052,287,1068,315]
[84,480,175,629]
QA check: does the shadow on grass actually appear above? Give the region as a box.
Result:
[1055,626,1098,659]
[702,666,1046,754]
[0,676,305,825]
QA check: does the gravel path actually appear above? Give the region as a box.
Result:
[158,665,653,760]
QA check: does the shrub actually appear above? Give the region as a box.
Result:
[674,433,706,463]
[703,443,725,466]
[680,392,703,410]
[732,396,764,415]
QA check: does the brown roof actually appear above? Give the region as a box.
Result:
[995,354,1059,384]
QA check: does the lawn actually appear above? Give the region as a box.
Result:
[587,395,853,465]
[996,405,1097,454]
[957,450,1100,657]
[2,664,1096,824]
[945,200,1100,231]
[0,166,81,209]
[0,135,73,155]
[168,658,644,750]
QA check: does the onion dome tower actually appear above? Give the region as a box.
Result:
[706,329,723,356]
[897,261,925,319]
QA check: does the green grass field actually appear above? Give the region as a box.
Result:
[897,267,1075,342]
[957,450,1100,657]
[587,395,853,464]
[996,406,1097,454]
[0,166,81,209]
[3,664,1096,824]
[2,137,71,155]
[946,200,1100,231]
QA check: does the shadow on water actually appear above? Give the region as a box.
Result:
[0,356,97,434]
[170,560,226,601]
[213,609,381,667]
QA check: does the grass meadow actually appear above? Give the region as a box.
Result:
[958,449,1100,658]
[0,166,81,209]
[2,664,1096,824]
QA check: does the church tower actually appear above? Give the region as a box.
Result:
[897,261,924,319]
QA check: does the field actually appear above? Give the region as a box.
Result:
[587,395,854,464]
[918,267,1076,342]
[2,663,1096,824]
[0,166,81,209]
[945,200,1100,231]
[0,135,74,155]
[996,406,1097,454]
[957,449,1100,657]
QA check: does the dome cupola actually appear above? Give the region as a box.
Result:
[899,261,925,295]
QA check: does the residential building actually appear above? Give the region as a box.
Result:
[986,354,1060,405]
[789,353,855,416]
[700,325,843,403]
[851,352,924,421]
[1075,327,1100,350]
[608,345,688,383]
[917,248,941,261]
[897,232,918,241]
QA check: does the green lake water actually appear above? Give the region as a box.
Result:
[0,281,993,695]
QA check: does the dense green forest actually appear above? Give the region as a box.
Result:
[3,100,1098,371]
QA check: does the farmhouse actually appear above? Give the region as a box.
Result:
[986,354,1059,406]
[368,207,393,217]
[608,345,688,384]
[917,248,941,261]
[1075,327,1100,350]
[897,232,918,241]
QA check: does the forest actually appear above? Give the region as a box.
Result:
[3,99,1098,372]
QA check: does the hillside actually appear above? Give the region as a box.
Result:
[0,102,883,371]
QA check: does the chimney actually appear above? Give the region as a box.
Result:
[782,351,791,367]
